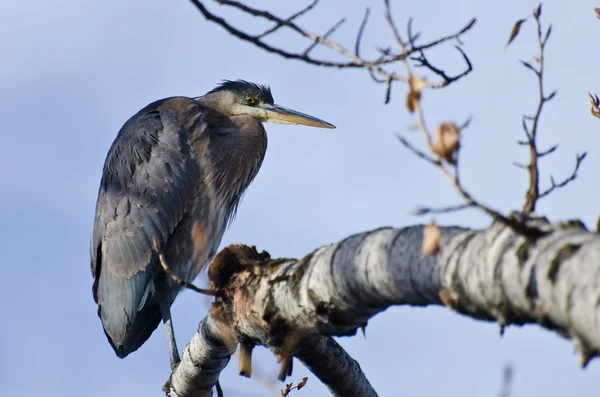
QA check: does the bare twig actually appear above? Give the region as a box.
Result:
[188,0,476,103]
[396,133,438,166]
[256,0,319,39]
[538,152,587,199]
[384,0,408,52]
[515,5,561,213]
[412,203,474,216]
[303,18,346,56]
[513,161,528,169]
[538,144,558,157]
[412,46,474,89]
[508,5,583,210]
[457,115,473,131]
[354,8,371,57]
[152,237,217,296]
[384,76,393,104]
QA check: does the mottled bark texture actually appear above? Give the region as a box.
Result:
[166,316,233,397]
[167,214,600,396]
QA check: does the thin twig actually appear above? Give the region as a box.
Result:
[188,0,475,75]
[256,0,319,39]
[538,153,587,199]
[457,115,473,131]
[384,76,393,104]
[152,237,217,296]
[383,0,412,75]
[513,161,528,169]
[354,8,371,57]
[538,144,558,157]
[303,18,346,56]
[412,203,474,216]
[412,46,474,89]
[396,133,438,166]
[521,5,558,213]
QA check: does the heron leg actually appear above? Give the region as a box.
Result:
[155,274,181,371]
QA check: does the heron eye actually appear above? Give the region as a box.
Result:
[246,96,256,105]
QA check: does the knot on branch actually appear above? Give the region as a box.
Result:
[207,244,303,380]
[208,244,271,290]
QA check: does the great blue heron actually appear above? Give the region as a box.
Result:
[90,80,335,369]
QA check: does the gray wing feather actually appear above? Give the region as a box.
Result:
[91,100,199,351]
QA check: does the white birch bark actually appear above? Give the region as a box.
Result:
[166,215,600,397]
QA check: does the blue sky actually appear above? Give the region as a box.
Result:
[1,0,599,396]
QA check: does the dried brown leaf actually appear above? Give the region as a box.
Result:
[507,18,527,47]
[409,75,427,92]
[297,377,308,390]
[406,75,426,113]
[596,8,600,19]
[406,91,420,113]
[596,213,600,232]
[422,221,442,256]
[430,122,460,164]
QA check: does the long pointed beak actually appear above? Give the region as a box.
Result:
[260,104,336,129]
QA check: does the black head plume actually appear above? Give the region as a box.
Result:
[208,80,274,105]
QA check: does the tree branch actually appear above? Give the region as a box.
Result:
[188,0,476,96]
[167,216,600,396]
[166,316,234,397]
[288,334,378,397]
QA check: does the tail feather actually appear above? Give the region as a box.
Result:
[100,298,163,358]
[96,266,164,358]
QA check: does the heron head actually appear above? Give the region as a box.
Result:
[204,80,335,129]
